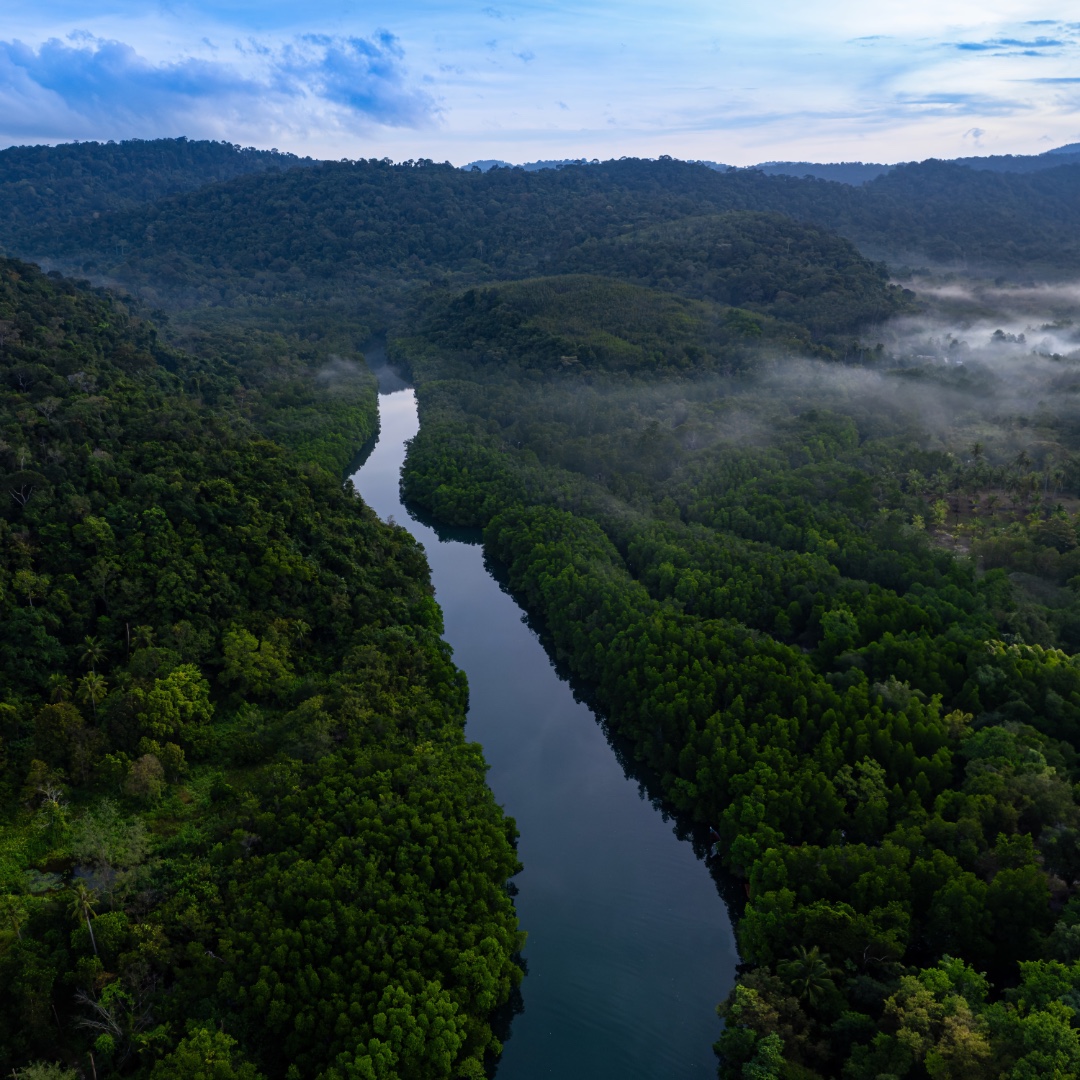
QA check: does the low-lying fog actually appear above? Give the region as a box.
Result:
[512,278,1080,483]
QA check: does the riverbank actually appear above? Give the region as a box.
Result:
[351,379,737,1078]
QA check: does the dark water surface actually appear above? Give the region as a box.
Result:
[350,364,738,1078]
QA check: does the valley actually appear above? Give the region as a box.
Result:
[3,140,1080,1078]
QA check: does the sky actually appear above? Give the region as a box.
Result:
[4,2,1080,165]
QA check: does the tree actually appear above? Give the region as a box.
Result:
[1,893,26,941]
[69,882,99,957]
[15,1065,78,1080]
[149,1027,266,1080]
[76,673,108,721]
[139,664,213,742]
[777,945,839,1007]
[220,630,293,698]
[33,702,85,768]
[13,569,49,608]
[743,1032,784,1080]
[880,966,992,1080]
[7,470,49,509]
[988,866,1053,964]
[906,470,927,497]
[80,635,107,674]
[75,977,155,1067]
[46,674,72,702]
[124,754,165,802]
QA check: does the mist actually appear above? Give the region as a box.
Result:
[314,354,368,393]
[481,278,1080,511]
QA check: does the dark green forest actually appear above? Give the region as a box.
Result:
[5,138,1080,1078]
[9,145,1080,302]
[0,259,521,1078]
[0,139,312,254]
[391,280,1080,1077]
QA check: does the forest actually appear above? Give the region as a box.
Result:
[0,258,522,1078]
[389,269,1080,1076]
[9,140,1080,312]
[4,137,1080,1078]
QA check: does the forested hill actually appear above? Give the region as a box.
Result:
[554,213,903,335]
[1,159,906,348]
[7,151,1080,299]
[12,158,872,302]
[0,138,312,251]
[0,258,521,1078]
[746,146,1080,185]
[825,160,1080,268]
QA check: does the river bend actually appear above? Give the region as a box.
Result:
[350,367,737,1078]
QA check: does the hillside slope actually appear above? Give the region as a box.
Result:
[7,153,1079,302]
[0,138,312,252]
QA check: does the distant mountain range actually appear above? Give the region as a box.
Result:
[465,144,1080,186]
[4,137,1080,282]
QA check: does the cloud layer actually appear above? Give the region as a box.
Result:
[0,32,436,144]
[4,4,1080,164]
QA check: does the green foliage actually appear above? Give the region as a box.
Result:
[0,138,311,252]
[139,664,213,739]
[409,274,837,380]
[149,1027,265,1080]
[557,211,904,334]
[7,136,1080,1080]
[391,273,1080,1078]
[0,260,519,1078]
[15,1064,78,1080]
[15,149,1080,308]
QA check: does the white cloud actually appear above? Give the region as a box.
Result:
[3,3,1080,163]
[0,31,437,146]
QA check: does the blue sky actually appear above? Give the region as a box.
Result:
[3,2,1080,164]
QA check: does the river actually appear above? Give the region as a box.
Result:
[350,359,738,1078]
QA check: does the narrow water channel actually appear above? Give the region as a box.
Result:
[350,360,738,1078]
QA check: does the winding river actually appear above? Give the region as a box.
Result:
[350,355,738,1078]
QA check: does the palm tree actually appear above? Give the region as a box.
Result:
[69,881,99,956]
[77,673,108,721]
[132,625,155,650]
[80,635,107,675]
[1044,453,1056,496]
[905,470,926,498]
[1,895,25,941]
[46,673,72,702]
[778,944,840,1006]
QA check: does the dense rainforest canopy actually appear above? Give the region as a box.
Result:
[0,139,311,249]
[4,137,1080,1079]
[392,277,1080,1077]
[7,143,1080,298]
[0,258,521,1078]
